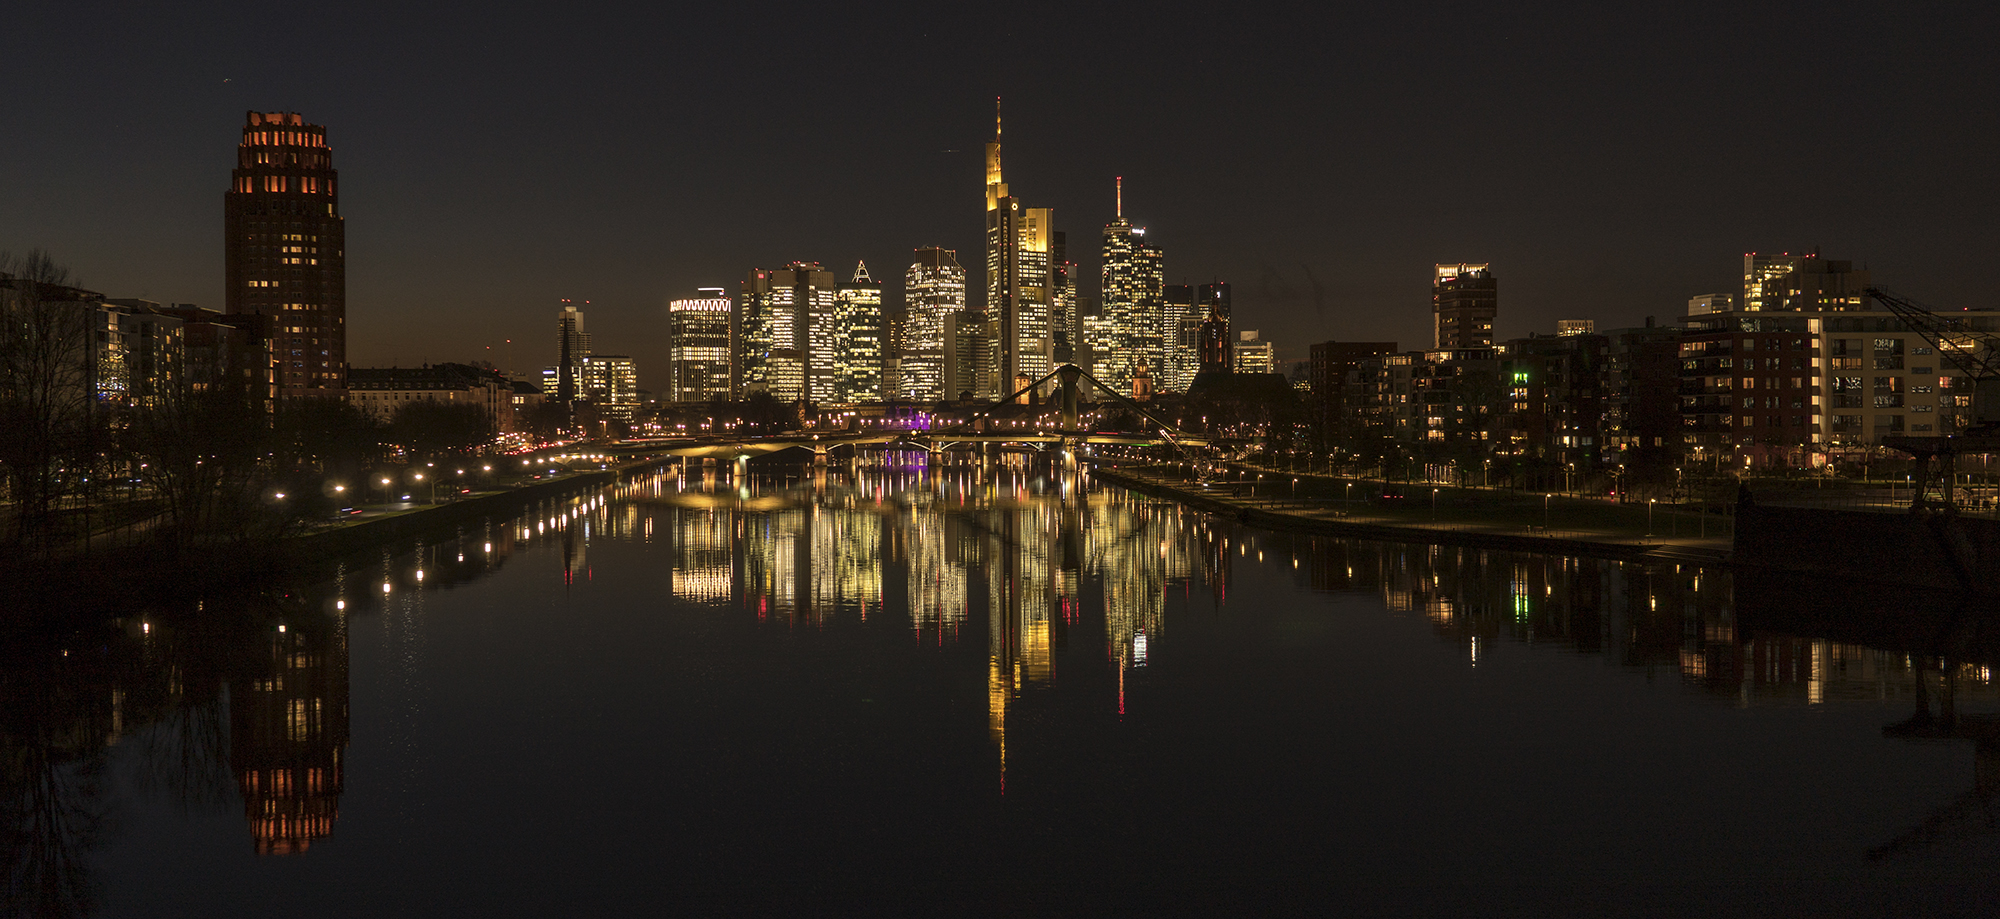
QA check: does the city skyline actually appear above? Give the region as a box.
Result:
[3,4,1996,390]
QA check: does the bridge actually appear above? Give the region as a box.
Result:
[603,363,1226,465]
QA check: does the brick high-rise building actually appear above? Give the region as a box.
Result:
[224,111,346,401]
[1432,263,1495,350]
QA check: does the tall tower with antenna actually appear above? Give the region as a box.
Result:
[981,98,1055,399]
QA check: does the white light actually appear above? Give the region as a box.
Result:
[382,582,392,593]
[278,624,287,633]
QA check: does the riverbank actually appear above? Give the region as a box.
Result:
[1091,463,1735,563]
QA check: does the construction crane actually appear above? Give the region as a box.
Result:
[1865,287,2000,512]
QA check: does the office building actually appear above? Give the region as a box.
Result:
[983,102,1055,396]
[739,262,835,402]
[666,290,733,402]
[583,354,639,422]
[224,111,346,401]
[1199,282,1232,373]
[1741,250,1870,312]
[1101,177,1165,393]
[1233,330,1275,374]
[555,301,590,403]
[901,247,964,402]
[836,262,884,402]
[1161,284,1200,392]
[1433,263,1495,349]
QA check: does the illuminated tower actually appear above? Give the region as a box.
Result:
[666,290,733,401]
[739,263,835,401]
[984,100,1054,398]
[1198,281,1232,373]
[836,262,884,401]
[901,247,964,401]
[1100,177,1165,392]
[1433,263,1495,349]
[224,111,345,401]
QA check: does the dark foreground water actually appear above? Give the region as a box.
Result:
[9,462,2000,917]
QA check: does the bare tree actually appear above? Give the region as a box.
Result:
[0,250,98,554]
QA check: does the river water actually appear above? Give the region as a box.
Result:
[9,462,2000,917]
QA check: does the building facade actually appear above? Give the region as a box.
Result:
[901,247,965,402]
[1433,263,1495,350]
[224,111,346,401]
[666,290,733,402]
[1100,178,1165,393]
[836,262,884,402]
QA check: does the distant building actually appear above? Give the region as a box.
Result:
[984,103,1056,396]
[902,247,964,402]
[739,263,834,402]
[836,262,884,401]
[1686,293,1732,315]
[1160,284,1199,393]
[944,309,998,401]
[1198,282,1232,373]
[1740,250,1870,312]
[348,362,513,431]
[1556,319,1595,336]
[583,355,639,422]
[1308,340,1398,450]
[555,302,590,403]
[223,111,346,401]
[1101,177,1165,394]
[1233,330,1275,374]
[666,290,733,402]
[1433,263,1495,349]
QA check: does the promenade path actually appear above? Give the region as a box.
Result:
[1097,463,1736,563]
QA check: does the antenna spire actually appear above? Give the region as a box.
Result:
[1116,176,1123,218]
[995,96,1002,139]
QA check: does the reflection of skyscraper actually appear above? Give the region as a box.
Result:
[670,507,735,602]
[233,609,349,855]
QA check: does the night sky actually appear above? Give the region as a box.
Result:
[4,1,1996,388]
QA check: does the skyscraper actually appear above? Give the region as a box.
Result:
[836,262,885,402]
[1433,263,1495,349]
[1100,177,1165,392]
[666,289,733,402]
[984,100,1055,397]
[902,247,965,402]
[224,111,345,401]
[1162,284,1199,392]
[739,262,835,402]
[555,301,590,404]
[1050,231,1078,366]
[1198,281,1232,373]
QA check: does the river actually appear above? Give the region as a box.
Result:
[7,461,1999,917]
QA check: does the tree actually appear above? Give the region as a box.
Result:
[0,250,98,553]
[388,401,493,462]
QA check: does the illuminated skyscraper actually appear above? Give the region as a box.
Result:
[902,247,965,402]
[582,354,638,422]
[739,262,835,401]
[1100,177,1165,392]
[984,100,1055,397]
[1051,231,1078,365]
[1433,263,1496,349]
[666,290,733,401]
[836,262,884,401]
[224,111,345,400]
[1740,250,1869,312]
[1162,284,1199,392]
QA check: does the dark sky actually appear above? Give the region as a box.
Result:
[4,1,1996,387]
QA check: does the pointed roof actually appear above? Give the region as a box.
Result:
[852,260,873,284]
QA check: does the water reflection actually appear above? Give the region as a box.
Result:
[9,459,2000,914]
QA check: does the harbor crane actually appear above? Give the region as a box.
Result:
[1867,287,2000,512]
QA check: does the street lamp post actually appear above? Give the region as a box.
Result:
[1432,487,1439,524]
[1544,493,1552,533]
[379,476,392,507]
[1648,498,1656,538]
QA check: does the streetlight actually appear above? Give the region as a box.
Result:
[1648,498,1656,538]
[1544,493,1552,533]
[1431,487,1439,523]
[380,476,392,506]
